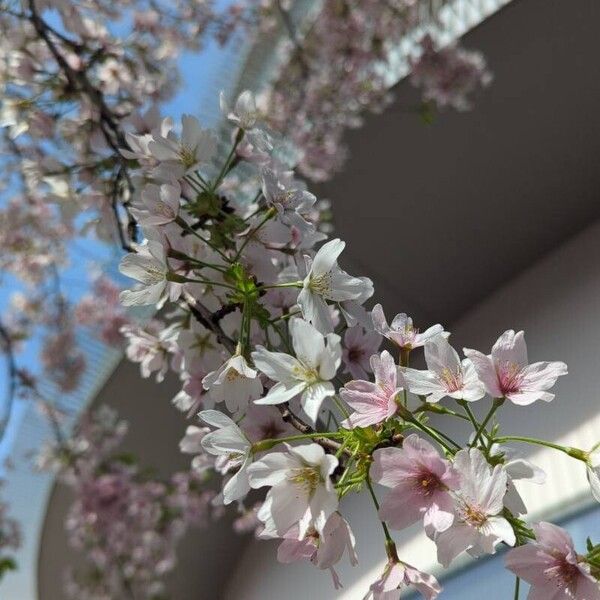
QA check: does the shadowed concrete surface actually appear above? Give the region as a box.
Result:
[323,0,600,327]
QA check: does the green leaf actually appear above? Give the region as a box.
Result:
[187,191,221,218]
[0,557,17,581]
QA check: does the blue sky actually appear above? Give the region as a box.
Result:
[0,4,243,462]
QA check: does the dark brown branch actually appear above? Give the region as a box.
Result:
[276,0,310,77]
[184,300,237,355]
[0,320,18,441]
[27,0,135,250]
[275,404,343,453]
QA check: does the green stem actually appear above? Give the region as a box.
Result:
[171,274,237,291]
[332,394,350,420]
[168,249,227,273]
[211,128,243,191]
[234,208,275,262]
[175,216,230,262]
[494,436,588,461]
[414,402,470,423]
[366,475,398,560]
[471,398,503,447]
[261,281,303,290]
[268,310,301,325]
[336,456,356,488]
[514,576,520,600]
[411,419,458,453]
[185,173,208,192]
[397,403,459,453]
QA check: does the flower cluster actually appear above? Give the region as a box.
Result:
[110,90,600,598]
[0,0,491,426]
[40,405,218,600]
[259,3,491,180]
[0,0,249,405]
[410,34,492,112]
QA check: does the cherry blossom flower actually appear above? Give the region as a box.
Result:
[276,512,357,589]
[129,181,181,226]
[203,354,262,415]
[484,443,546,515]
[367,558,442,600]
[463,330,568,405]
[179,425,209,455]
[371,434,459,532]
[434,448,515,567]
[220,89,260,130]
[252,318,341,424]
[298,238,373,334]
[248,443,338,538]
[505,522,600,600]
[148,114,217,173]
[371,304,444,351]
[402,335,484,403]
[199,410,252,505]
[119,239,180,307]
[410,34,492,112]
[176,318,222,374]
[340,351,403,428]
[587,447,600,503]
[241,405,294,443]
[341,325,381,380]
[260,166,317,232]
[121,321,178,382]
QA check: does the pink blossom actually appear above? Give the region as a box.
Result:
[410,34,492,112]
[402,335,484,403]
[433,448,515,567]
[241,405,294,443]
[276,512,357,589]
[340,351,402,428]
[371,434,459,532]
[121,321,178,382]
[464,330,568,405]
[342,325,381,380]
[505,522,600,600]
[371,304,444,350]
[367,559,442,600]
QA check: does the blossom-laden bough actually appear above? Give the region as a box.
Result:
[0,1,592,597]
[0,0,490,421]
[107,90,600,599]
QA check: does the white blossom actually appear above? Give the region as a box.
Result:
[298,238,373,333]
[248,443,338,538]
[252,318,341,424]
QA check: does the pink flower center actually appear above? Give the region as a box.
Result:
[495,361,524,395]
[545,555,580,590]
[347,347,364,363]
[412,470,443,497]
